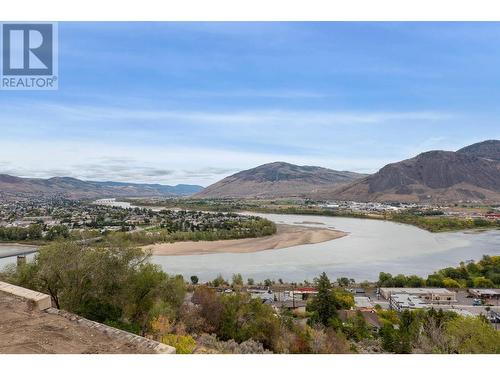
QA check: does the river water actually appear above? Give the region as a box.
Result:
[151,213,500,282]
[1,212,499,282]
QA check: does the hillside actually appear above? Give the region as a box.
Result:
[457,139,500,161]
[0,174,203,200]
[195,162,366,199]
[330,140,500,203]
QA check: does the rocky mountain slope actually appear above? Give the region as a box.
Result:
[330,140,500,203]
[195,162,366,199]
[0,174,203,200]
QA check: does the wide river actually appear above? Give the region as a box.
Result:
[152,213,500,282]
[1,213,499,282]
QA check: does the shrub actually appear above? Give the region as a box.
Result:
[162,334,197,354]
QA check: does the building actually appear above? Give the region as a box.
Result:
[338,309,382,332]
[354,296,374,310]
[389,293,428,311]
[292,287,318,300]
[380,287,457,304]
[469,288,500,302]
[485,213,500,220]
[275,299,307,313]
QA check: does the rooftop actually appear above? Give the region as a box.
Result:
[338,310,382,329]
[390,294,428,309]
[469,289,500,296]
[354,296,374,309]
[381,287,455,294]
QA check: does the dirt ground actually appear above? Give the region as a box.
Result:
[0,292,154,354]
[144,224,348,256]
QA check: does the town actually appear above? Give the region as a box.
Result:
[0,197,276,243]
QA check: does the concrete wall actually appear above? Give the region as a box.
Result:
[0,281,51,310]
[46,308,176,354]
[0,281,176,354]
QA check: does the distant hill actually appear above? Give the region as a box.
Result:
[330,140,500,203]
[195,162,367,199]
[0,174,203,200]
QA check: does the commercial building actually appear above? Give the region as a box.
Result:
[468,289,500,302]
[389,294,428,312]
[380,287,457,304]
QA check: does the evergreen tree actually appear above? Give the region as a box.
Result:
[307,272,337,327]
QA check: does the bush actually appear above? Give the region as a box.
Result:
[162,334,197,354]
[195,334,271,354]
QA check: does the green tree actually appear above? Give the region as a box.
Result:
[45,225,70,241]
[2,239,185,336]
[406,275,425,287]
[426,273,444,287]
[124,263,174,334]
[211,274,226,287]
[231,273,243,288]
[393,274,407,287]
[336,277,350,287]
[445,316,500,353]
[395,309,414,353]
[472,276,495,288]
[378,272,393,287]
[217,293,280,351]
[442,277,461,289]
[190,275,199,285]
[307,272,337,327]
[342,311,370,341]
[380,322,397,352]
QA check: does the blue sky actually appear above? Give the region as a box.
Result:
[1,22,499,186]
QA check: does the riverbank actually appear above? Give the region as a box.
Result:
[129,199,500,233]
[144,224,347,256]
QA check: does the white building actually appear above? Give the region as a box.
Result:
[354,296,374,309]
[389,294,427,312]
[380,288,457,304]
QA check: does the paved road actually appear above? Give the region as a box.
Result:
[0,235,103,259]
[0,245,38,259]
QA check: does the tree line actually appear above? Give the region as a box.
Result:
[0,224,69,242]
[378,255,500,289]
[104,218,277,246]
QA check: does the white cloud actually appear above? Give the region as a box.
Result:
[25,102,453,126]
[0,137,392,185]
[0,100,458,185]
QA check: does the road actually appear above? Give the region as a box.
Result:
[0,245,38,259]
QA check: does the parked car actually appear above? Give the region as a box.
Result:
[472,298,483,306]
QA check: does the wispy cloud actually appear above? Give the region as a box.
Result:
[2,100,454,127]
[2,22,499,185]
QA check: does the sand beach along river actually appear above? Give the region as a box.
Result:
[150,213,500,282]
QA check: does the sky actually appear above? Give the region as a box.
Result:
[1,22,500,186]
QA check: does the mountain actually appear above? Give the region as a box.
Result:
[0,174,203,200]
[457,139,500,161]
[91,181,203,196]
[195,162,367,199]
[331,140,500,203]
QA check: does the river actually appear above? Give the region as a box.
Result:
[150,213,500,282]
[1,212,499,282]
